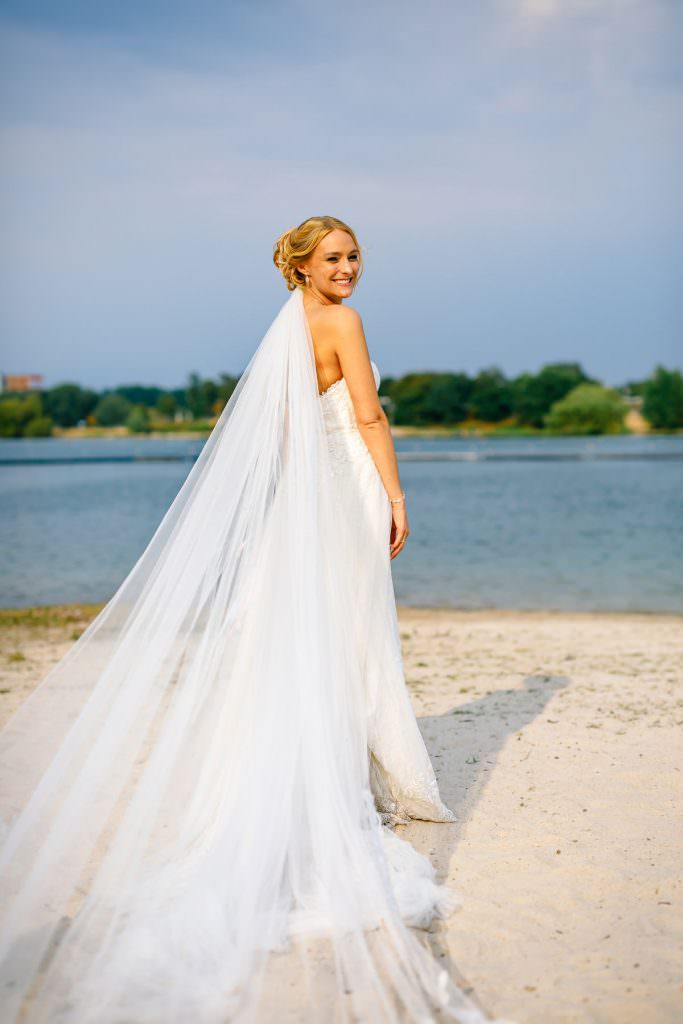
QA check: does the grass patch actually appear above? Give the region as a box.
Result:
[0,604,105,631]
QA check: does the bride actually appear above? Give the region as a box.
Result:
[0,216,510,1023]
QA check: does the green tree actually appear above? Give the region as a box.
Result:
[116,385,164,407]
[389,373,475,426]
[43,383,98,427]
[422,373,473,424]
[155,393,177,419]
[468,367,513,422]
[23,415,54,437]
[642,366,683,429]
[513,363,592,427]
[390,374,437,426]
[126,405,152,434]
[94,393,132,426]
[544,384,626,435]
[217,374,239,408]
[378,375,396,397]
[171,387,188,413]
[0,398,28,437]
[0,394,52,437]
[185,374,218,419]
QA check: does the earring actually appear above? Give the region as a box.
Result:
[304,275,311,287]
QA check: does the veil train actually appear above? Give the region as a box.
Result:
[0,288,511,1023]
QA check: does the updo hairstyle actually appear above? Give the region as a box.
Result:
[273,215,364,291]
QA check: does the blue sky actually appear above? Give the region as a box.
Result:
[1,0,680,389]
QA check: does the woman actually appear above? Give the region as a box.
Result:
[284,218,458,829]
[0,216,508,1023]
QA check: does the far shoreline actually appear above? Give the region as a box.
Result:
[46,425,681,439]
[1,424,681,443]
[1,418,680,442]
[1,602,681,628]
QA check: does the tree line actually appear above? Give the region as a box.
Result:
[0,373,239,438]
[378,362,683,433]
[1,363,682,438]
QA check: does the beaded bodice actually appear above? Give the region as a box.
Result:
[319,361,381,471]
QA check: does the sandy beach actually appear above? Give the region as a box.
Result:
[1,604,681,1023]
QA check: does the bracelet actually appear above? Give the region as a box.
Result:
[389,491,406,505]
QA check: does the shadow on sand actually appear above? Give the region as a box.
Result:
[404,672,571,1017]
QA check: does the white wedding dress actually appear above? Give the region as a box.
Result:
[319,359,456,833]
[0,289,509,1024]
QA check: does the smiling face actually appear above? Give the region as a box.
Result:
[299,229,360,303]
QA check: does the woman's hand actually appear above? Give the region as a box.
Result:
[389,504,409,560]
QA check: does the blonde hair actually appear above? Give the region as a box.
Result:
[273,215,364,291]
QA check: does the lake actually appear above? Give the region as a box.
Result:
[1,435,681,612]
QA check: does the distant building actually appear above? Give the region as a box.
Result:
[0,373,44,393]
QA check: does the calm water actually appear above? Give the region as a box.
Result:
[1,435,681,612]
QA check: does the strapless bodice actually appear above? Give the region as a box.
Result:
[319,360,381,473]
[319,360,381,429]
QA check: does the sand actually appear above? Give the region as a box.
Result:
[0,604,681,1023]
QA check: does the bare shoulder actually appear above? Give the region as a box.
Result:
[318,303,362,325]
[317,303,364,341]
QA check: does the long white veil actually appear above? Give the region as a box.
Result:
[0,287,508,1023]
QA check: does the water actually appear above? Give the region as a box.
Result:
[1,435,681,612]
